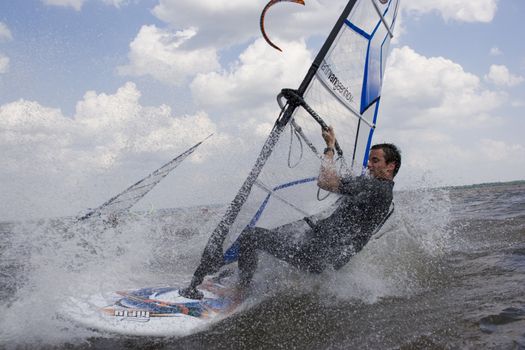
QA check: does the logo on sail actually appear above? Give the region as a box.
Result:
[319,61,354,105]
[379,0,388,4]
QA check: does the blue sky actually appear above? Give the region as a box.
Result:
[0,0,162,113]
[0,0,523,220]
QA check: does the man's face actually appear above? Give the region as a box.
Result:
[367,148,395,180]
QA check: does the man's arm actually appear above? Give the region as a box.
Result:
[317,126,341,192]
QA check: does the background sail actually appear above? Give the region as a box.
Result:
[78,135,212,222]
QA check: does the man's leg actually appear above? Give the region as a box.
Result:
[237,227,272,288]
[237,227,326,288]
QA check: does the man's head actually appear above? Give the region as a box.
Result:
[367,143,401,180]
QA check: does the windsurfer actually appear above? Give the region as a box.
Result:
[236,126,401,289]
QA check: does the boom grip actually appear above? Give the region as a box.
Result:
[279,89,344,157]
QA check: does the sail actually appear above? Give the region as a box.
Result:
[78,134,213,221]
[188,0,400,288]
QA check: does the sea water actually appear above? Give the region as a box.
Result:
[0,182,524,349]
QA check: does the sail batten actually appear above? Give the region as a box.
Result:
[255,179,315,218]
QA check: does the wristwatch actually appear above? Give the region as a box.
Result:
[323,147,334,155]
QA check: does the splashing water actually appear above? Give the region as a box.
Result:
[0,206,223,347]
[246,186,453,304]
[0,187,453,347]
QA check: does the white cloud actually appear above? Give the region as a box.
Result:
[191,38,312,115]
[485,64,524,87]
[41,0,126,11]
[489,46,503,56]
[73,82,223,160]
[0,100,68,143]
[101,0,127,8]
[0,22,13,41]
[382,46,506,129]
[0,22,11,75]
[0,82,224,172]
[189,37,323,146]
[152,0,263,48]
[151,0,342,49]
[511,100,525,108]
[41,0,86,11]
[377,127,525,188]
[0,54,9,74]
[480,139,525,161]
[402,0,498,22]
[0,100,76,202]
[0,82,231,220]
[118,25,220,86]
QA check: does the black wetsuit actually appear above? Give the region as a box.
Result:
[237,176,394,286]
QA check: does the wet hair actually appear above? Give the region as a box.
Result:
[371,143,401,177]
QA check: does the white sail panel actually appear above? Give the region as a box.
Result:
[317,27,369,117]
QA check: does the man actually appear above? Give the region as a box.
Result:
[236,126,401,289]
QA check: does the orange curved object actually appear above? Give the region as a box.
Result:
[260,0,305,52]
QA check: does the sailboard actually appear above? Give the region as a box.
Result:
[64,0,400,336]
[77,134,213,223]
[63,276,246,337]
[185,0,401,297]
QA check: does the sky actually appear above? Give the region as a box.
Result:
[0,0,524,221]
